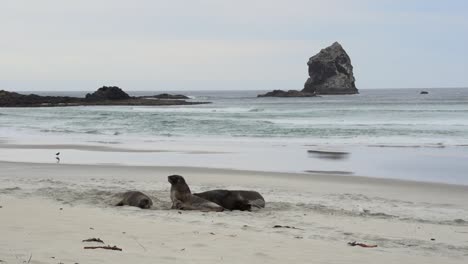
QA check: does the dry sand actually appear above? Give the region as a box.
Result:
[1,161,468,263]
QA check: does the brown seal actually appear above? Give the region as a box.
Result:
[115,191,153,209]
[194,190,265,211]
[168,175,224,212]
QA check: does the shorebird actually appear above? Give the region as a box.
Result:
[56,152,60,163]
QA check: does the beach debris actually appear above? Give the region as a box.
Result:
[89,227,94,230]
[430,238,436,241]
[181,248,186,251]
[27,253,32,263]
[59,208,63,210]
[84,245,122,251]
[209,232,216,235]
[273,225,304,230]
[348,241,378,248]
[82,238,104,243]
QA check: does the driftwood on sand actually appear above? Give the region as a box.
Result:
[273,225,304,230]
[84,245,123,251]
[82,238,104,243]
[348,241,378,248]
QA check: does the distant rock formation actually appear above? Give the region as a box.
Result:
[257,42,358,97]
[85,86,130,101]
[303,42,358,94]
[143,93,190,100]
[257,90,316,98]
[0,90,77,107]
[0,87,208,107]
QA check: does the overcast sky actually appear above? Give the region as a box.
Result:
[1,0,467,91]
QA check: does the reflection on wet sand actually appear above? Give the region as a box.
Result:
[308,150,350,160]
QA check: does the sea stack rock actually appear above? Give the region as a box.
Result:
[302,42,358,94]
[85,86,130,101]
[258,90,315,98]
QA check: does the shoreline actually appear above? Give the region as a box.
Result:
[2,160,468,190]
[1,139,468,186]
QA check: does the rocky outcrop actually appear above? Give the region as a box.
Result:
[0,90,78,107]
[0,87,208,107]
[257,42,357,98]
[257,90,316,98]
[85,86,130,101]
[303,42,358,94]
[142,93,190,100]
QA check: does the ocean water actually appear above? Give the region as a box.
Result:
[1,88,468,146]
[1,88,468,185]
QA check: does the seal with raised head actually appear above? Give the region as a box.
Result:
[168,175,224,212]
[115,191,153,209]
[194,190,265,211]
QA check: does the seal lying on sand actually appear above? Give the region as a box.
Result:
[168,175,224,212]
[194,190,265,211]
[116,191,153,209]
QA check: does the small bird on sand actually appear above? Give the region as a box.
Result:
[56,152,60,163]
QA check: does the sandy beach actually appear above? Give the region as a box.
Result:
[1,160,467,264]
[3,0,468,262]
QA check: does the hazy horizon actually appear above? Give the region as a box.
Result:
[1,0,467,91]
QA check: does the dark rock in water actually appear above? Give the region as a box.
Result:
[257,90,316,98]
[0,88,209,107]
[85,86,130,101]
[420,91,429,94]
[144,93,190,100]
[257,42,357,97]
[0,90,78,107]
[303,42,358,95]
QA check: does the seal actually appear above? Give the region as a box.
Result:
[115,191,153,209]
[194,190,265,211]
[167,175,224,212]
